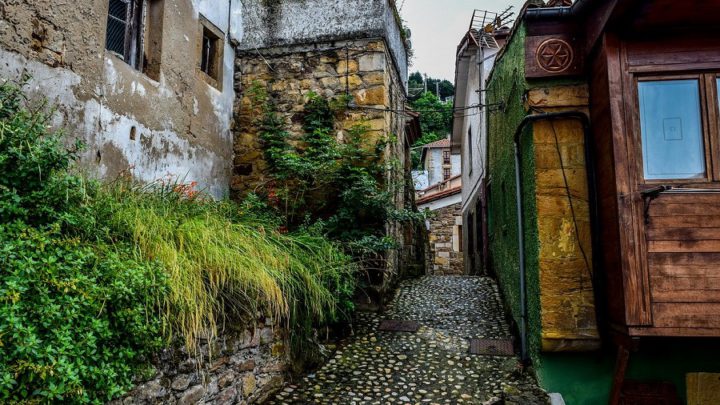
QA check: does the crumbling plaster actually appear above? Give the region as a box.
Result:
[0,0,243,197]
[238,0,409,90]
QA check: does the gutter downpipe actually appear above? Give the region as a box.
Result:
[524,0,593,20]
[513,110,597,363]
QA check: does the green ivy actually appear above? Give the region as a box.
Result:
[248,83,426,256]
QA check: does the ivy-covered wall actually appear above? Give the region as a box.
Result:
[486,23,544,363]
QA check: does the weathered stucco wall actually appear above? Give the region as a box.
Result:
[0,0,241,197]
[425,202,464,275]
[237,0,408,89]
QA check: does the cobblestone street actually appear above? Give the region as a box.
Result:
[270,276,548,404]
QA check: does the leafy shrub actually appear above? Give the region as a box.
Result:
[0,81,85,226]
[0,224,165,404]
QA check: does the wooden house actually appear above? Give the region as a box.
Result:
[485,0,720,403]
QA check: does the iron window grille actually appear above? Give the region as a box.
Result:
[105,0,144,70]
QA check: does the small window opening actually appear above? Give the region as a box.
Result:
[443,168,451,180]
[106,0,145,70]
[198,15,224,89]
[443,149,451,164]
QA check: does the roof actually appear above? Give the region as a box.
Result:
[423,138,451,149]
[416,185,462,205]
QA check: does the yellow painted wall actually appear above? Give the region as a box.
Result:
[528,85,600,352]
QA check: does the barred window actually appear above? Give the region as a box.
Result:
[105,0,145,70]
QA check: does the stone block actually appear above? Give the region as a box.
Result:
[359,54,385,72]
[438,252,450,258]
[171,374,193,391]
[354,86,387,106]
[337,59,359,75]
[339,74,364,89]
[362,72,385,86]
[178,385,205,405]
[242,374,257,397]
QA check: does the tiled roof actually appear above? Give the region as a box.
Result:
[422,138,451,149]
[416,185,462,205]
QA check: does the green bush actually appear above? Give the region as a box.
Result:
[0,225,165,403]
[0,80,166,404]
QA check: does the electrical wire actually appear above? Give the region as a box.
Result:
[549,120,594,285]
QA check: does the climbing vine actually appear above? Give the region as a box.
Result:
[248,82,425,255]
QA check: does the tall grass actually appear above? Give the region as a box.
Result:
[89,182,357,353]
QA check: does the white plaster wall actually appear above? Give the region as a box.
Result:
[460,47,500,213]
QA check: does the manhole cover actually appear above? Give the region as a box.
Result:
[469,338,514,356]
[378,320,420,332]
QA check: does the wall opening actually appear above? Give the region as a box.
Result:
[142,0,165,81]
[198,15,224,90]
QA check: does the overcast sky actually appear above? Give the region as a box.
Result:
[400,0,526,81]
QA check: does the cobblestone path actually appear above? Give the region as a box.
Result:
[270,276,548,405]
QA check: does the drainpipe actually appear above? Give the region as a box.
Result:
[513,111,598,363]
[524,0,593,20]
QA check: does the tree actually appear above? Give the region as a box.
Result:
[411,91,453,136]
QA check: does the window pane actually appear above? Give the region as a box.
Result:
[639,80,705,180]
[106,0,128,57]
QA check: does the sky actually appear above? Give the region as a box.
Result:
[400,0,526,81]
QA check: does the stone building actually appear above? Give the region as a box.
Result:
[0,0,242,197]
[232,0,422,302]
[416,178,463,276]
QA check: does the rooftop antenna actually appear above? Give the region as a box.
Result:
[469,7,515,49]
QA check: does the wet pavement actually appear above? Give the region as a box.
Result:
[269,276,548,405]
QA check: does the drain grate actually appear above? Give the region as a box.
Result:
[378,320,420,332]
[469,338,514,356]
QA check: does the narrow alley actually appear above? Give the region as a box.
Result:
[271,276,548,404]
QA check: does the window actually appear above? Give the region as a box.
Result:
[443,150,451,165]
[106,0,144,69]
[639,80,705,180]
[105,0,164,78]
[443,168,451,180]
[198,15,224,89]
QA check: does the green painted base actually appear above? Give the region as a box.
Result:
[536,339,720,405]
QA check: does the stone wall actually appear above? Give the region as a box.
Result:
[232,36,421,302]
[114,321,288,405]
[237,0,409,89]
[426,202,464,275]
[0,0,241,197]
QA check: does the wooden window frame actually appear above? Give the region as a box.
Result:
[106,0,145,70]
[443,149,451,165]
[197,15,224,91]
[633,73,720,185]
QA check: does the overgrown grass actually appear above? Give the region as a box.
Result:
[79,181,357,354]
